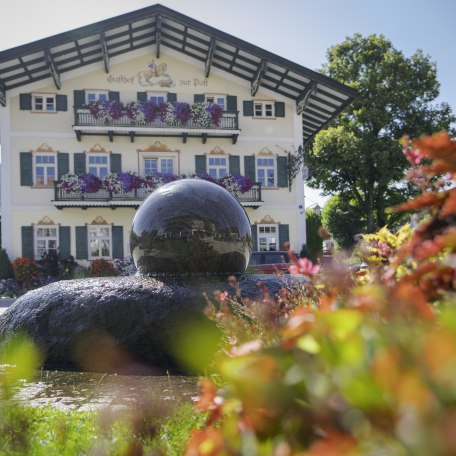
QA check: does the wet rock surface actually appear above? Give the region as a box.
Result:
[0,274,291,373]
[10,370,198,412]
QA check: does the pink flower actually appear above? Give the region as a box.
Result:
[289,257,320,277]
[218,291,229,301]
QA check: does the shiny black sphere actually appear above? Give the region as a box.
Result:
[130,179,252,274]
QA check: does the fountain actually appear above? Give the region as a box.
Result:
[0,179,290,375]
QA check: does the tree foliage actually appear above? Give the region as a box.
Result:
[306,34,455,238]
[303,208,323,262]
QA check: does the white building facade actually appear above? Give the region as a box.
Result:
[0,5,355,264]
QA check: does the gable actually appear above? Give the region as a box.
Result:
[0,4,356,144]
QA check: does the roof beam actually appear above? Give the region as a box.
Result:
[296,82,317,115]
[45,49,61,90]
[0,80,6,107]
[100,33,110,73]
[155,14,162,58]
[251,59,267,96]
[205,37,216,78]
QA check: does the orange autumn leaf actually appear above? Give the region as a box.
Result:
[393,192,444,213]
[391,282,434,320]
[440,188,456,218]
[195,378,218,412]
[413,132,456,160]
[305,432,358,456]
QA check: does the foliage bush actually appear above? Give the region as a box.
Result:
[0,249,14,280]
[304,207,324,262]
[88,258,118,277]
[184,132,456,455]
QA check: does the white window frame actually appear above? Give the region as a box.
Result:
[207,155,228,179]
[256,157,276,187]
[32,93,56,112]
[34,153,57,187]
[87,154,110,179]
[85,90,109,104]
[257,224,278,251]
[139,153,177,176]
[34,225,59,259]
[205,94,226,111]
[253,101,275,118]
[147,91,167,105]
[88,225,112,260]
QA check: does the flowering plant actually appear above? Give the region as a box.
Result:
[58,174,82,194]
[89,100,123,121]
[79,174,102,193]
[218,175,253,197]
[125,101,145,124]
[88,100,224,127]
[12,257,39,286]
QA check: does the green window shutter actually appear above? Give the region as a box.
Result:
[73,90,85,107]
[109,91,120,102]
[137,92,147,103]
[57,153,69,178]
[244,156,256,182]
[112,226,124,259]
[274,101,285,117]
[58,226,71,260]
[226,95,237,112]
[243,100,253,116]
[195,155,207,174]
[20,152,33,186]
[277,156,289,188]
[194,94,205,103]
[167,93,177,103]
[74,153,86,175]
[21,226,34,258]
[110,153,122,173]
[229,155,240,175]
[251,225,258,252]
[19,93,32,110]
[56,94,68,111]
[279,224,290,251]
[75,226,88,260]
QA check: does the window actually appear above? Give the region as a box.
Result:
[35,226,58,259]
[141,156,175,175]
[32,93,56,112]
[254,101,274,118]
[206,95,226,110]
[258,225,278,251]
[88,226,112,259]
[256,157,276,187]
[34,154,56,186]
[85,90,109,104]
[147,92,166,104]
[88,155,109,178]
[207,156,228,179]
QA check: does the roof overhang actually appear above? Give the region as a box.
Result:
[0,3,357,144]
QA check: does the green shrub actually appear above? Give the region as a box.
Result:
[0,249,14,280]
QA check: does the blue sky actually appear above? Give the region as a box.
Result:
[0,0,454,206]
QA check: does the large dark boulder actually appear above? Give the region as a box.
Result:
[0,274,290,374]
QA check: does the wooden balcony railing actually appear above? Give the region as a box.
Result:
[53,181,262,208]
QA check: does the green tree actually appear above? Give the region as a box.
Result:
[302,208,323,262]
[306,34,455,236]
[321,195,365,250]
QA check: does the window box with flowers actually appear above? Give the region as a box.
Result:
[83,100,227,128]
[56,172,259,203]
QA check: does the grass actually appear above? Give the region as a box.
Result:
[0,401,205,455]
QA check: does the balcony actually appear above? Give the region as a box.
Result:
[53,181,262,209]
[73,106,241,144]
